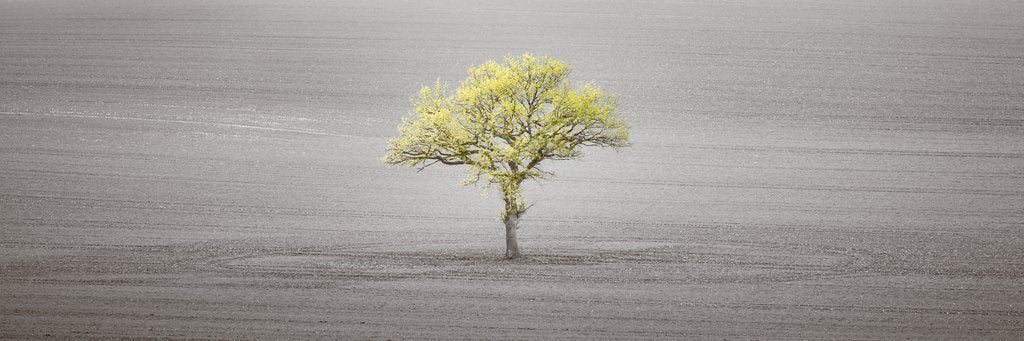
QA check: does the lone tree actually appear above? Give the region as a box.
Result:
[383,54,629,259]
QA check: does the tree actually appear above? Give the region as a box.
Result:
[383,54,629,259]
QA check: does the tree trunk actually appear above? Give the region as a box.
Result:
[501,177,525,259]
[504,212,520,259]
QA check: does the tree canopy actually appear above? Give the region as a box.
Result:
[383,53,629,258]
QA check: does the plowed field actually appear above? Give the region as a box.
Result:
[2,0,1022,339]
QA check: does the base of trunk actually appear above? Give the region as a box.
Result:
[504,213,520,259]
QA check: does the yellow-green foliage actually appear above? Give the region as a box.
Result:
[383,54,629,217]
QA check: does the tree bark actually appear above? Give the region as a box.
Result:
[501,177,525,259]
[504,212,520,259]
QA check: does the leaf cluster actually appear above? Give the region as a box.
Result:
[383,54,629,195]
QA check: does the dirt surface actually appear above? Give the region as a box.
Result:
[2,0,1023,339]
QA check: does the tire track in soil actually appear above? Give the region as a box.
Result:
[186,239,880,286]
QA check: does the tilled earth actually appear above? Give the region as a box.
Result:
[2,0,1023,339]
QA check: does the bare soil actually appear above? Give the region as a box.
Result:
[2,0,1022,339]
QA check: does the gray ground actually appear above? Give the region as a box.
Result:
[2,0,1023,339]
